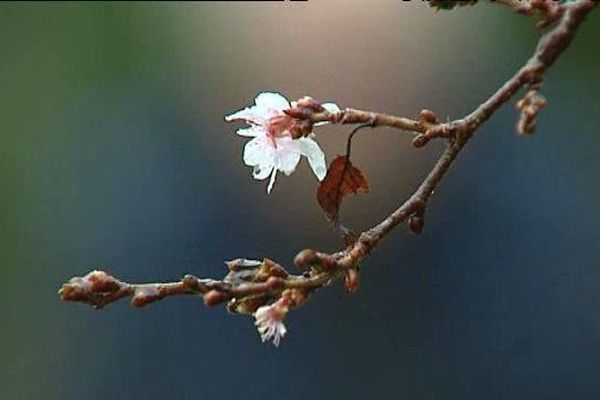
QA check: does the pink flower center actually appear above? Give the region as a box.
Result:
[265,114,295,147]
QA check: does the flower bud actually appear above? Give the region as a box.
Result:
[282,288,309,306]
[87,270,121,292]
[515,89,546,135]
[419,109,439,124]
[284,107,312,120]
[131,286,160,308]
[294,249,320,269]
[266,276,284,290]
[225,258,262,272]
[408,213,425,234]
[412,134,429,148]
[344,269,360,293]
[204,290,227,307]
[296,96,325,112]
[257,258,289,280]
[227,297,267,315]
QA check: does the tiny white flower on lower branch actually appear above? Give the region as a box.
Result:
[254,297,291,347]
[225,92,338,194]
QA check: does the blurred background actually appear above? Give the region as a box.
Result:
[1,2,599,399]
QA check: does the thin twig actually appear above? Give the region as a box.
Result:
[328,122,376,241]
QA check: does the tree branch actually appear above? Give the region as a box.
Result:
[59,0,597,345]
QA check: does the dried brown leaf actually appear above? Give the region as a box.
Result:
[317,156,370,223]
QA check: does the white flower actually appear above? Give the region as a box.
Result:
[225,92,340,193]
[254,300,289,347]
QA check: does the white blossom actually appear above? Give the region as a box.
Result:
[225,92,339,193]
[254,301,289,347]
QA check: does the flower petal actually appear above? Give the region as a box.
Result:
[243,137,275,181]
[236,126,263,137]
[255,92,290,112]
[274,136,302,176]
[297,137,327,181]
[225,106,266,125]
[267,169,277,194]
[243,136,273,167]
[272,324,286,347]
[277,151,301,176]
[322,102,340,113]
[314,102,341,127]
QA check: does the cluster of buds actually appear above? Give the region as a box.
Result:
[58,270,123,308]
[284,96,340,139]
[221,258,290,315]
[412,109,453,148]
[516,88,547,135]
[206,257,315,346]
[294,248,362,294]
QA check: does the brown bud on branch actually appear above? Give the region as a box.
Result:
[516,88,547,135]
[344,269,360,293]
